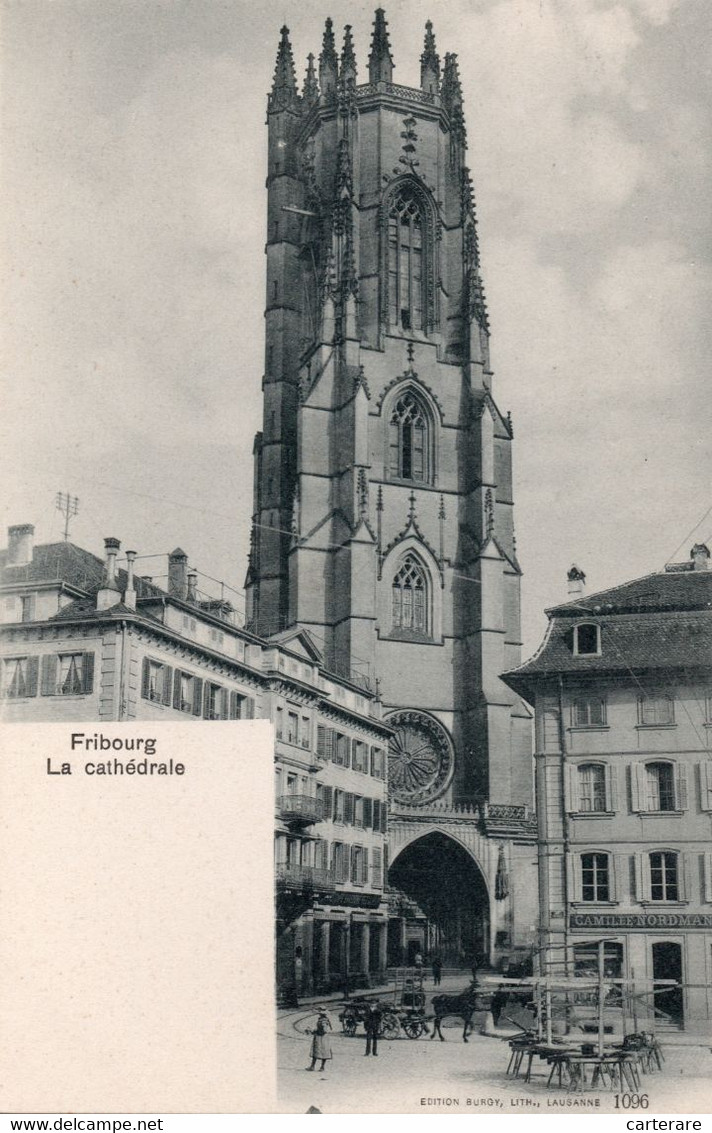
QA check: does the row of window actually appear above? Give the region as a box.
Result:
[316,785,388,832]
[315,840,384,888]
[569,691,710,727]
[2,652,94,697]
[141,658,254,719]
[316,726,387,780]
[567,760,712,814]
[569,850,712,904]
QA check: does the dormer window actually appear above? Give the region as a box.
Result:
[573,623,600,656]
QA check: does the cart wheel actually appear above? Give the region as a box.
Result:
[379,1013,401,1040]
[342,1012,358,1037]
[402,1019,424,1039]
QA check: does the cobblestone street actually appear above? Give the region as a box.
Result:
[277,982,712,1115]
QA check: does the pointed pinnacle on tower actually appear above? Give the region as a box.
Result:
[420,20,440,94]
[368,8,394,84]
[269,26,299,112]
[303,53,319,104]
[340,25,357,88]
[442,52,466,144]
[319,17,339,96]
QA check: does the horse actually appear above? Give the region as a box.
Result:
[430,981,479,1042]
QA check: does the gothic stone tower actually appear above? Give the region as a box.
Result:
[248,12,537,960]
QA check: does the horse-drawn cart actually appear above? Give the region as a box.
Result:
[338,969,430,1039]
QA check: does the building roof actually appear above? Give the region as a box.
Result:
[0,541,106,592]
[546,564,712,617]
[1,540,173,609]
[503,563,712,699]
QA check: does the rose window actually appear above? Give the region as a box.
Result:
[387,710,454,805]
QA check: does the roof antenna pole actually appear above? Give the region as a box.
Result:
[55,491,79,541]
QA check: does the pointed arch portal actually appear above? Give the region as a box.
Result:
[387,832,490,967]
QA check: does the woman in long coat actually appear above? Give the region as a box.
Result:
[306,1008,332,1071]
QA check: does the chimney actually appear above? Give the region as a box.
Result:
[186,571,198,603]
[567,564,586,599]
[7,524,34,566]
[691,543,710,571]
[168,548,188,599]
[124,549,137,610]
[97,537,121,611]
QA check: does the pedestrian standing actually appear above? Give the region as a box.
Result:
[431,955,442,986]
[491,984,508,1026]
[306,1007,332,1072]
[364,1001,382,1057]
[414,950,424,975]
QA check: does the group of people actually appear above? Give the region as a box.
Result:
[306,1001,384,1072]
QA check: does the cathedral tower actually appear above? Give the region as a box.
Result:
[248,11,536,961]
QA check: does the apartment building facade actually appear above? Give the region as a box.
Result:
[503,547,712,1034]
[0,523,390,1001]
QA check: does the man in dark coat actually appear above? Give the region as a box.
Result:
[431,955,442,986]
[364,1001,382,1056]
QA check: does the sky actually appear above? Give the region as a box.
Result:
[2,0,710,655]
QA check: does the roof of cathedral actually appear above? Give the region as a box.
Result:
[502,559,712,698]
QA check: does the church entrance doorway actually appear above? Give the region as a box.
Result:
[388,832,490,968]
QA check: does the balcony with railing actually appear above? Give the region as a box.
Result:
[277,794,323,824]
[275,862,334,889]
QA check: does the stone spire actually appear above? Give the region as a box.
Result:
[319,17,339,97]
[269,26,298,112]
[420,20,440,95]
[368,8,394,84]
[340,25,357,89]
[442,53,466,143]
[302,53,319,105]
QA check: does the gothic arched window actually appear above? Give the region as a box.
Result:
[392,555,429,636]
[388,188,424,332]
[388,391,432,483]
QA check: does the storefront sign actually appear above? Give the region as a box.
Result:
[571,912,712,930]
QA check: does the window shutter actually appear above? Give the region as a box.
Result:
[372,799,381,831]
[362,847,369,885]
[141,657,150,700]
[703,853,712,903]
[372,847,382,888]
[675,764,688,811]
[325,728,335,762]
[363,798,372,829]
[321,786,333,821]
[26,656,39,698]
[81,652,94,694]
[229,691,240,719]
[173,670,182,710]
[344,793,354,825]
[40,654,57,696]
[381,803,388,834]
[606,764,618,812]
[700,762,712,811]
[202,683,211,719]
[612,852,621,901]
[246,697,255,719]
[678,852,689,901]
[317,725,325,756]
[565,764,579,813]
[192,678,203,716]
[220,688,229,718]
[629,763,644,812]
[633,853,647,901]
[351,846,358,884]
[565,854,577,902]
[162,665,173,706]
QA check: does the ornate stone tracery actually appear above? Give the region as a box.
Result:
[386,708,454,805]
